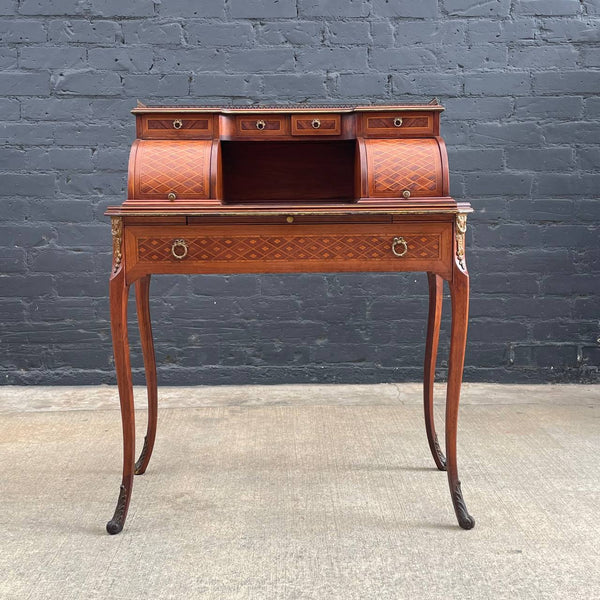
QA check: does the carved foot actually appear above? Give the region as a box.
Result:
[452,480,475,530]
[106,484,129,535]
[433,434,447,471]
[134,436,149,475]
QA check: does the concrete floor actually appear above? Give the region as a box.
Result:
[0,383,599,600]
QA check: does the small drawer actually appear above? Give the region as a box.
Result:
[291,114,341,136]
[235,114,288,137]
[363,111,434,137]
[126,223,452,278]
[141,114,213,139]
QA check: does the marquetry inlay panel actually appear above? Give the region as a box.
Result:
[137,233,441,262]
[365,138,442,198]
[134,140,211,199]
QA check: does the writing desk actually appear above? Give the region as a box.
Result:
[105,102,474,534]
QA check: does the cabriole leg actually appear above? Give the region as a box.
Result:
[445,265,475,530]
[424,272,447,471]
[134,275,158,476]
[106,266,135,535]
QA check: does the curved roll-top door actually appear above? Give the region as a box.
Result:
[364,138,445,198]
[129,139,212,201]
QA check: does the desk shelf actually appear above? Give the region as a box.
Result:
[221,140,356,204]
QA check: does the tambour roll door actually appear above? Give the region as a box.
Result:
[128,139,212,201]
[364,138,445,198]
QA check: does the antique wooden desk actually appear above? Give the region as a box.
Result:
[105,102,474,534]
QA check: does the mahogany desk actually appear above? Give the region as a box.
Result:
[105,102,474,534]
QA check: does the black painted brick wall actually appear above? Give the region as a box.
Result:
[1,0,599,385]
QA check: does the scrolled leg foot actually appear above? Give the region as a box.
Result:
[452,480,475,530]
[106,520,123,535]
[134,436,149,475]
[433,434,447,471]
[106,483,130,535]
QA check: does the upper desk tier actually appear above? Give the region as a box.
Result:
[110,102,462,216]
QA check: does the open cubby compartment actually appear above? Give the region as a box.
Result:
[221,140,358,204]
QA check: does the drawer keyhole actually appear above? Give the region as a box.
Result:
[256,120,266,131]
[394,117,403,127]
[173,119,183,130]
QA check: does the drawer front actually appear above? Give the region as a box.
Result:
[141,114,213,139]
[291,114,341,136]
[235,114,288,137]
[363,111,434,137]
[126,223,452,277]
[130,140,212,200]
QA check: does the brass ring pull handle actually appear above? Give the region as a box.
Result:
[173,119,183,130]
[402,189,411,199]
[391,237,408,258]
[171,239,188,260]
[167,192,177,201]
[394,117,403,127]
[256,119,266,130]
[311,118,321,129]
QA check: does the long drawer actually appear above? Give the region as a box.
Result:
[124,222,453,278]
